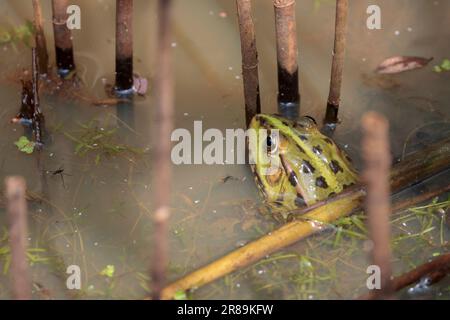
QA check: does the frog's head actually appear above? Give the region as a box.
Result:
[248,114,358,211]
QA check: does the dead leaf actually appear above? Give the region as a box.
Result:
[375,56,433,74]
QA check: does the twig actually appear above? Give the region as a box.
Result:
[151,0,174,300]
[32,0,49,75]
[324,0,349,124]
[115,0,134,95]
[236,0,261,126]
[359,253,450,300]
[52,0,75,77]
[273,0,299,119]
[361,112,393,298]
[5,176,31,300]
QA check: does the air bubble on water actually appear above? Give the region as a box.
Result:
[49,153,54,157]
[236,283,241,288]
[194,200,200,204]
[188,186,193,190]
[394,30,400,36]
[257,269,265,275]
[407,27,413,32]
[171,42,177,48]
[94,242,98,246]
[235,75,241,80]
[228,66,233,71]
[184,112,189,116]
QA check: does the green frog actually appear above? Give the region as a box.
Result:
[248,114,358,217]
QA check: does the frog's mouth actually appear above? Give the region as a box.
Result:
[279,153,308,205]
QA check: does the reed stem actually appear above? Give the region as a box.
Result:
[115,0,134,95]
[151,0,174,300]
[32,0,49,75]
[236,0,261,126]
[273,0,299,119]
[51,0,75,77]
[324,0,349,124]
[5,176,31,300]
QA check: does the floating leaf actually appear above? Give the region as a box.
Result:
[14,136,35,154]
[375,56,433,74]
[99,265,115,278]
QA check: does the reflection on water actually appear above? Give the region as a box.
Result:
[0,0,449,299]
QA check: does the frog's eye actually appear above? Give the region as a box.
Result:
[266,135,278,155]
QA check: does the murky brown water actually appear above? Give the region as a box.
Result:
[0,0,449,299]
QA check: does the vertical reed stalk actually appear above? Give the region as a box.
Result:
[273,0,299,119]
[361,112,393,299]
[51,0,75,77]
[236,0,261,126]
[32,0,49,75]
[151,0,174,300]
[115,0,134,95]
[324,0,349,124]
[5,176,31,300]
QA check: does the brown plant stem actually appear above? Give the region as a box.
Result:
[5,176,31,300]
[324,0,349,124]
[273,0,299,119]
[151,0,174,301]
[236,0,261,126]
[115,0,134,94]
[32,0,49,75]
[361,112,393,298]
[359,253,450,300]
[160,137,450,300]
[51,0,75,77]
[391,183,450,212]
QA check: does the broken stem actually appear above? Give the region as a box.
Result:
[324,0,349,124]
[32,0,49,75]
[51,0,75,77]
[115,0,134,95]
[273,0,300,119]
[236,0,261,126]
[361,112,393,299]
[5,176,31,300]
